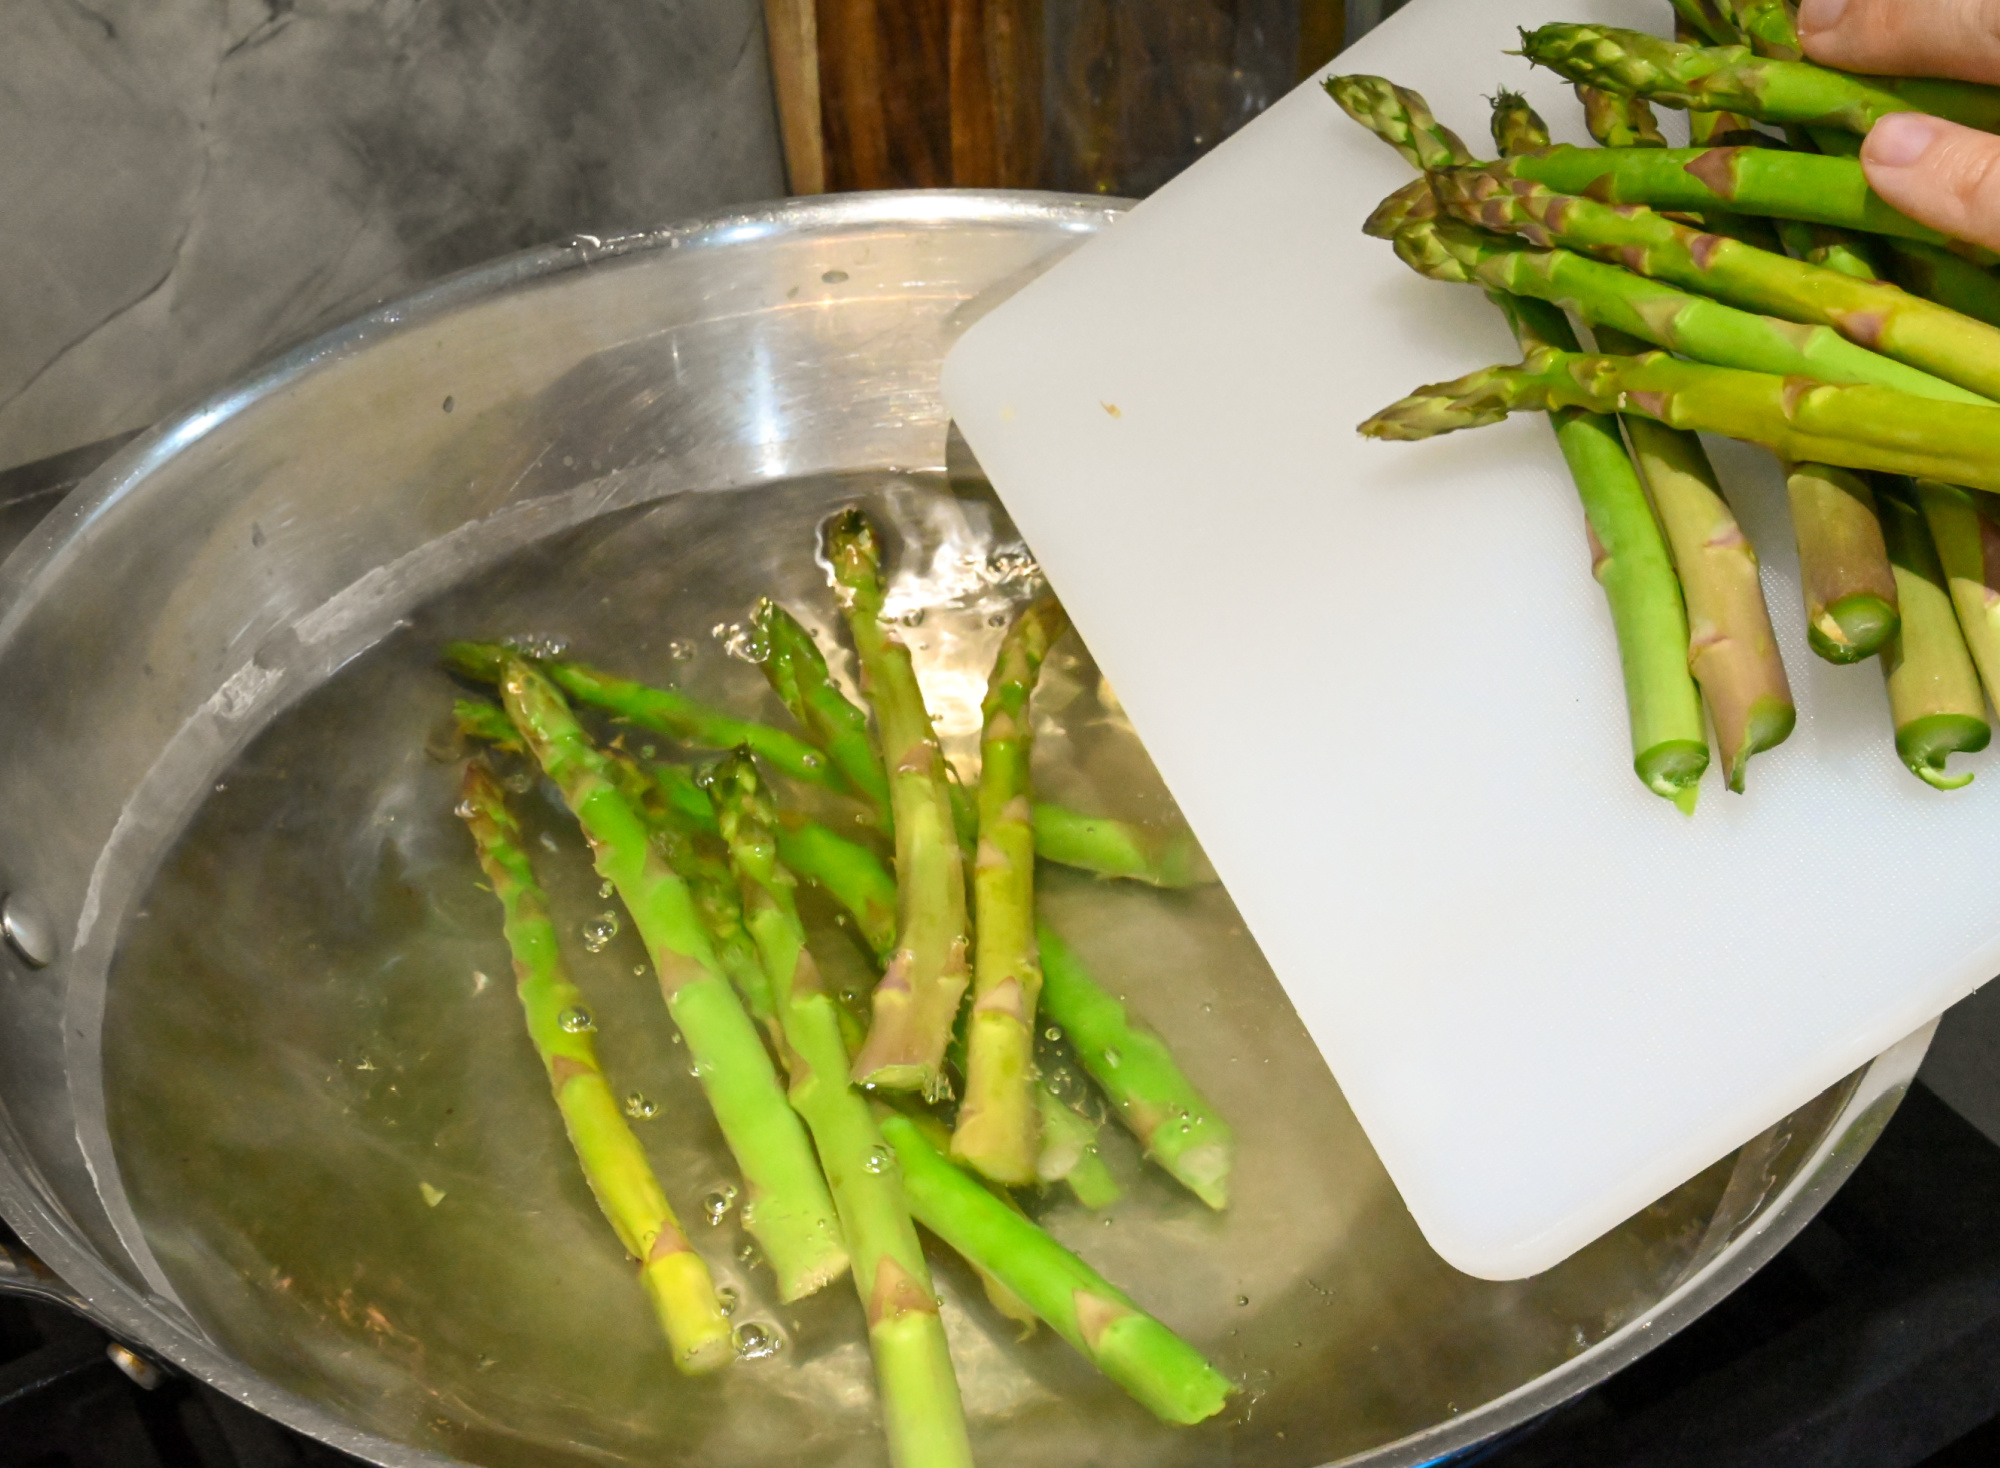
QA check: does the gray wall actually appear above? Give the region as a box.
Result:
[0,0,786,472]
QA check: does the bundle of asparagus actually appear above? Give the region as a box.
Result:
[444,506,1235,1459]
[1336,0,2000,798]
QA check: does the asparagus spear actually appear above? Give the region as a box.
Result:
[454,697,524,752]
[1490,89,1551,158]
[1357,347,2000,495]
[1915,479,2000,711]
[1034,1084,1122,1209]
[1517,24,2000,136]
[754,600,892,824]
[876,1109,1233,1424]
[1322,73,1472,172]
[445,641,841,793]
[1029,804,1217,888]
[708,754,974,1468]
[824,510,971,1096]
[1578,85,1666,149]
[1433,167,2000,402]
[1717,0,1800,59]
[1495,293,1711,807]
[1884,241,2000,330]
[455,764,735,1373]
[1386,213,1990,403]
[1037,923,1233,1210]
[1669,0,1735,47]
[1781,465,1901,663]
[1875,484,1993,788]
[1496,146,1973,254]
[952,597,1070,1185]
[497,657,847,1301]
[1592,325,1795,786]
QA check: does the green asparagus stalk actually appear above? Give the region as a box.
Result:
[825,510,971,1095]
[754,600,892,824]
[877,1109,1233,1424]
[1029,804,1217,887]
[1495,293,1710,806]
[1688,105,1766,147]
[1593,325,1795,786]
[1357,347,2000,495]
[1490,89,1551,158]
[455,763,734,1373]
[1037,923,1232,1210]
[1884,241,2000,330]
[1517,24,2000,136]
[1433,167,2000,402]
[1875,484,1993,788]
[1387,213,1990,404]
[709,754,973,1468]
[1781,465,1901,663]
[1915,480,2000,711]
[497,657,847,1301]
[1669,0,1735,46]
[952,596,1070,1185]
[1322,73,1472,172]
[1578,85,1666,149]
[445,641,841,793]
[1035,1086,1122,1209]
[454,697,524,752]
[1496,146,1973,255]
[1717,0,1800,59]
[451,697,782,1039]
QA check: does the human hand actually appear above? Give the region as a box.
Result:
[1799,0,2000,250]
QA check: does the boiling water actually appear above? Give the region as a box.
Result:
[104,472,1760,1468]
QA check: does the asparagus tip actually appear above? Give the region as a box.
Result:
[1809,595,1899,664]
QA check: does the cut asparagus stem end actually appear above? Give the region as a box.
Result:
[1810,594,1900,664]
[1896,713,1991,790]
[1730,695,1800,793]
[1636,740,1709,808]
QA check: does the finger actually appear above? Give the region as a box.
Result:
[1861,112,2000,252]
[1799,0,2000,87]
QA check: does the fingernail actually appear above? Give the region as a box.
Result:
[1796,0,1850,34]
[1866,112,1946,168]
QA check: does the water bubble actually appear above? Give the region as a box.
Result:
[597,880,615,899]
[558,1007,596,1034]
[716,1286,740,1317]
[736,1241,758,1263]
[898,608,926,628]
[671,1033,682,1045]
[582,912,620,952]
[734,1323,783,1360]
[688,1059,707,1078]
[862,1144,894,1175]
[1102,1047,1122,1069]
[714,622,770,663]
[1044,1025,1062,1042]
[624,1093,658,1120]
[634,964,649,978]
[506,770,538,795]
[668,640,697,662]
[703,1186,738,1225]
[801,752,824,769]
[453,799,477,820]
[504,632,570,660]
[1236,1295,1250,1307]
[1201,1002,1215,1014]
[988,612,1008,627]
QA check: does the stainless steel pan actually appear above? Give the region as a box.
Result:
[0,190,1935,1467]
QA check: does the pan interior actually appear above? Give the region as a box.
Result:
[99,467,1786,1468]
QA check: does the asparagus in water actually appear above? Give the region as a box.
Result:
[497,656,847,1300]
[456,763,734,1373]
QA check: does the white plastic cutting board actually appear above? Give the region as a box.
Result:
[943,0,2000,1280]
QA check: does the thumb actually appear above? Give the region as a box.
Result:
[1862,111,2000,253]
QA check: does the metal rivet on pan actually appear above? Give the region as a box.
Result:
[1,893,55,969]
